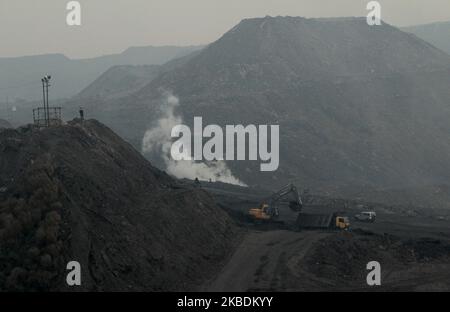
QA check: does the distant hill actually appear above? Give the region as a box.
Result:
[0,45,203,101]
[37,16,450,210]
[100,16,450,195]
[403,21,450,55]
[76,65,161,100]
[0,119,237,291]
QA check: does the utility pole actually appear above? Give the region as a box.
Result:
[35,75,60,128]
[41,75,51,126]
[45,77,49,125]
[41,78,46,126]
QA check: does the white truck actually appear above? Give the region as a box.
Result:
[354,211,376,223]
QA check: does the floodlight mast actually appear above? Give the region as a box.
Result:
[41,75,51,126]
[46,76,50,125]
[41,78,46,126]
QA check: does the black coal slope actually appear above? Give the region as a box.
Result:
[0,120,237,291]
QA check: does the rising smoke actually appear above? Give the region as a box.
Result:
[142,92,246,186]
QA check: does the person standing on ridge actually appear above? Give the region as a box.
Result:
[79,107,84,121]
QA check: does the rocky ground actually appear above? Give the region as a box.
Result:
[1,120,449,292]
[202,182,450,291]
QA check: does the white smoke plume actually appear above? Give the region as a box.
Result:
[142,92,247,186]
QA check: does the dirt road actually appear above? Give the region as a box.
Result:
[205,228,450,292]
[203,182,450,291]
[205,230,331,291]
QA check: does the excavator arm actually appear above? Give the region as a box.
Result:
[266,183,303,217]
[248,183,303,221]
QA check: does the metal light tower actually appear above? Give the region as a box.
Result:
[41,75,51,127]
[41,78,46,126]
[34,75,61,127]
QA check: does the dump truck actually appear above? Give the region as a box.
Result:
[296,212,350,230]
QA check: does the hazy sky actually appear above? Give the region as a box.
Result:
[1,0,450,59]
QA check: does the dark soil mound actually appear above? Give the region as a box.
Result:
[304,231,450,289]
[0,119,238,291]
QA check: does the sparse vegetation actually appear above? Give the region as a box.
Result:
[0,155,67,291]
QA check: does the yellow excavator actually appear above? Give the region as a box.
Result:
[334,215,350,230]
[248,183,303,222]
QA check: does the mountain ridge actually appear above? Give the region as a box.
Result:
[130,16,450,194]
[0,45,204,101]
[15,16,450,205]
[402,21,450,55]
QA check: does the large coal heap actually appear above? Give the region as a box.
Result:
[0,119,238,291]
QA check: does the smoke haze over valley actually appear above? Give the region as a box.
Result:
[3,1,450,295]
[52,16,450,206]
